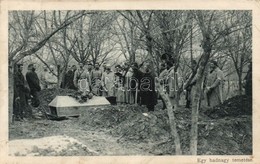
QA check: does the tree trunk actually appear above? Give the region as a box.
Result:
[174,72,180,107]
[190,74,205,155]
[155,78,182,155]
[190,18,193,64]
[238,73,243,95]
[8,61,15,124]
[190,43,211,155]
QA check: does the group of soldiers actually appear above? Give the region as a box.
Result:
[13,63,41,121]
[13,57,252,121]
[13,63,62,121]
[59,58,228,112]
[60,62,156,108]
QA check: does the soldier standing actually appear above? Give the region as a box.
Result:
[26,64,41,108]
[91,63,102,96]
[74,62,91,95]
[13,63,29,121]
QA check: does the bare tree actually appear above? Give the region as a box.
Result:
[8,10,86,123]
[66,11,116,66]
[189,10,252,155]
[224,11,252,95]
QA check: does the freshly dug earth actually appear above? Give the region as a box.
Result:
[9,89,252,155]
[79,105,170,142]
[204,95,252,119]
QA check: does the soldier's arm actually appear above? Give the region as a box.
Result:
[210,70,224,89]
[73,71,78,87]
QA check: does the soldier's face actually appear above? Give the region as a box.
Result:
[79,63,84,68]
[19,66,23,71]
[209,62,215,69]
[32,65,36,71]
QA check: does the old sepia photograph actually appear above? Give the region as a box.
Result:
[7,10,253,157]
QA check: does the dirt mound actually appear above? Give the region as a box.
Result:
[79,105,170,142]
[197,116,252,155]
[204,95,252,119]
[27,91,252,155]
[79,106,122,129]
[113,109,170,142]
[150,115,252,155]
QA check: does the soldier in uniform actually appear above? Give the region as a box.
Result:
[26,63,41,108]
[122,62,135,104]
[101,64,115,97]
[13,63,28,121]
[40,65,48,89]
[91,63,102,96]
[205,60,224,107]
[74,63,91,95]
[114,64,125,104]
[64,65,77,90]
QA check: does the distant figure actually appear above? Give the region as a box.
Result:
[101,64,115,97]
[139,63,157,112]
[205,60,224,107]
[40,66,48,89]
[244,62,252,97]
[87,62,93,73]
[123,62,135,104]
[13,63,28,121]
[26,63,41,108]
[102,63,107,74]
[91,63,102,96]
[45,65,58,89]
[114,64,125,104]
[131,62,142,104]
[64,65,77,90]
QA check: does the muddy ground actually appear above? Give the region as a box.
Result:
[9,89,252,156]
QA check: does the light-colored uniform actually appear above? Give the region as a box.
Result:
[101,71,115,97]
[73,68,91,94]
[91,69,102,96]
[45,71,58,89]
[40,70,48,89]
[205,67,224,107]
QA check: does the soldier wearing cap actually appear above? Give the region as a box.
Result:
[101,64,115,96]
[87,62,93,73]
[64,65,77,90]
[205,60,224,107]
[13,63,29,121]
[91,63,102,96]
[74,62,91,94]
[26,63,41,108]
[123,61,135,104]
[114,64,125,104]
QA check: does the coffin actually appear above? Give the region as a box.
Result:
[47,96,110,117]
